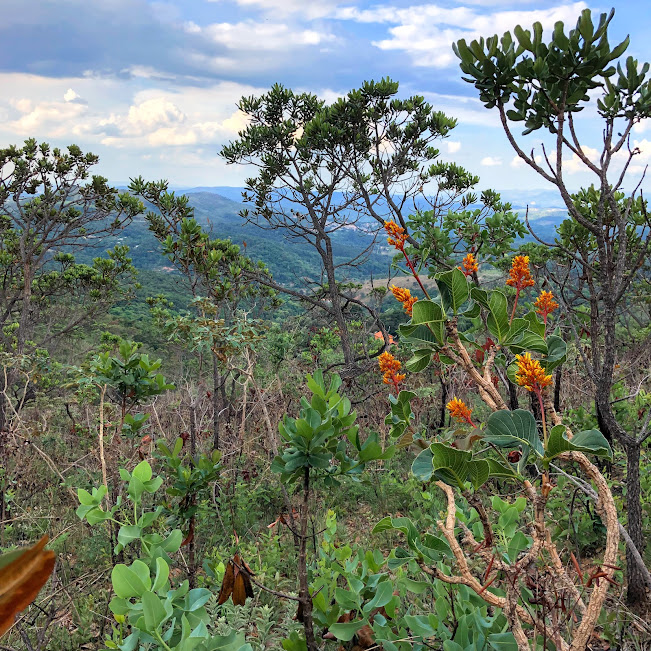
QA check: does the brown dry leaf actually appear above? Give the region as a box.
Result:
[232,572,247,606]
[218,555,254,606]
[356,624,375,648]
[0,536,56,637]
[217,559,235,605]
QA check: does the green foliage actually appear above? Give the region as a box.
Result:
[157,437,221,536]
[77,460,252,650]
[271,370,394,485]
[453,9,646,129]
[0,139,143,356]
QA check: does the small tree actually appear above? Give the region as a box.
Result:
[453,7,651,603]
[0,139,143,429]
[271,370,394,650]
[130,178,275,452]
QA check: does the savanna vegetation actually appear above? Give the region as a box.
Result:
[1,8,651,651]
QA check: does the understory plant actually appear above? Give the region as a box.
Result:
[77,460,250,650]
[372,220,619,651]
[271,370,394,651]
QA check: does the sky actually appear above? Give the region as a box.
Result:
[1,0,650,196]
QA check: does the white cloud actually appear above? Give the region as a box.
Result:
[336,2,588,68]
[481,156,502,166]
[446,140,461,153]
[195,20,335,52]
[206,0,342,19]
[511,154,542,168]
[563,145,599,174]
[64,88,80,102]
[9,100,88,137]
[127,98,186,132]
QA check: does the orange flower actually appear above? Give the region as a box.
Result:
[534,290,559,323]
[384,220,408,251]
[515,352,552,394]
[447,397,476,427]
[506,255,535,291]
[374,331,396,345]
[459,253,478,277]
[378,351,405,391]
[390,285,418,315]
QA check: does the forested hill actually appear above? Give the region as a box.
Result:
[109,189,394,286]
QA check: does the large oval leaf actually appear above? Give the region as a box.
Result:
[484,409,544,458]
[544,425,612,462]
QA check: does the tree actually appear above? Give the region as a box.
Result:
[0,139,143,429]
[221,81,528,377]
[130,178,276,451]
[453,8,651,603]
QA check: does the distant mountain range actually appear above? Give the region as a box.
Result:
[101,186,570,288]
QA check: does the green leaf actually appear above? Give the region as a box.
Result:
[363,581,394,613]
[508,330,548,355]
[411,300,445,325]
[132,460,153,483]
[523,311,545,337]
[487,632,519,651]
[405,348,434,373]
[544,426,612,462]
[543,335,566,372]
[486,458,520,480]
[117,525,142,548]
[328,620,368,642]
[111,564,148,599]
[152,557,169,593]
[403,614,436,637]
[443,641,464,651]
[399,322,444,346]
[430,443,490,490]
[486,291,509,342]
[411,447,434,481]
[484,409,544,458]
[436,268,469,314]
[507,531,531,562]
[334,588,360,611]
[142,590,167,631]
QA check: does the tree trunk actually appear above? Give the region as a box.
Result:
[298,468,317,651]
[596,392,648,604]
[212,356,221,452]
[189,401,197,459]
[624,440,647,605]
[323,238,354,366]
[553,366,562,412]
[438,373,449,430]
[508,378,519,411]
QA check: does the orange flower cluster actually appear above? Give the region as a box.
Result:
[447,397,476,427]
[459,253,478,277]
[515,352,552,394]
[384,220,408,251]
[534,290,559,321]
[378,351,405,390]
[506,255,535,291]
[390,285,418,315]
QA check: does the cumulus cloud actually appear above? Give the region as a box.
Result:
[199,20,335,51]
[8,99,88,137]
[446,140,461,153]
[481,156,502,166]
[335,2,588,67]
[206,0,342,19]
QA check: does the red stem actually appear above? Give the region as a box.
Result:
[509,287,521,324]
[402,250,430,299]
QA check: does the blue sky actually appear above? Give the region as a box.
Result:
[1,0,649,196]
